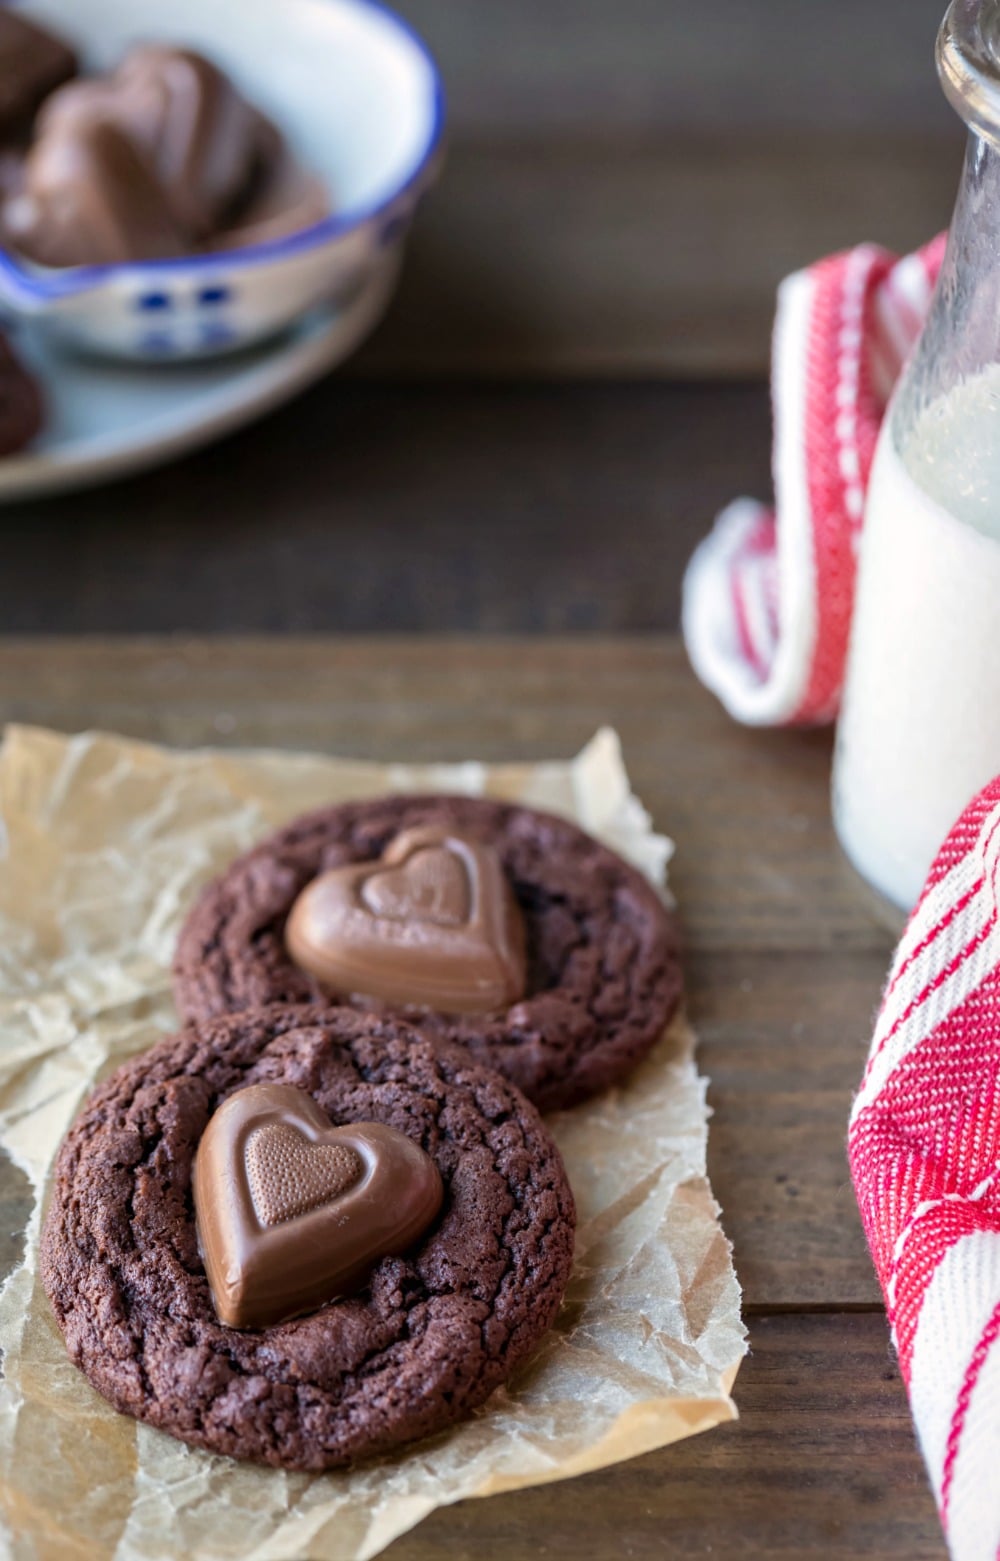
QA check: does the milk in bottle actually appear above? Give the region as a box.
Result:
[832,0,1000,910]
[835,368,1000,909]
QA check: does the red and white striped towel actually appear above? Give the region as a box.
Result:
[682,233,946,725]
[849,774,1000,1561]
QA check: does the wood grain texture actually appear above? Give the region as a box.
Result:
[354,135,959,378]
[350,0,959,376]
[387,1315,941,1561]
[694,950,889,1309]
[392,0,951,137]
[0,382,772,633]
[0,636,937,1556]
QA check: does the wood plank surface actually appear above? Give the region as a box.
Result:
[345,0,961,376]
[0,382,772,631]
[393,0,952,138]
[695,949,888,1310]
[354,135,959,379]
[389,1315,940,1561]
[0,635,940,1557]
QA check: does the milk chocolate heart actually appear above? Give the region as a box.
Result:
[38,45,271,240]
[362,842,469,925]
[4,118,185,267]
[212,149,329,251]
[245,1124,362,1225]
[193,1083,443,1330]
[284,825,527,1014]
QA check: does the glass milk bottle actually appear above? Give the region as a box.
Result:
[834,0,1000,913]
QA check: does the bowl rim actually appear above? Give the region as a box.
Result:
[0,0,445,300]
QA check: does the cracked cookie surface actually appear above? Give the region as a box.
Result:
[41,1007,576,1469]
[173,795,681,1112]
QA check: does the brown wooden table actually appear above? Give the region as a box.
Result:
[0,635,944,1558]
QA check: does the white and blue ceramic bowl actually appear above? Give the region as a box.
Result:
[0,0,443,360]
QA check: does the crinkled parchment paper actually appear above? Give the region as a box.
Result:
[0,724,745,1561]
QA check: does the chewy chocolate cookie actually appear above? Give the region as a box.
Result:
[173,795,682,1113]
[41,1006,575,1470]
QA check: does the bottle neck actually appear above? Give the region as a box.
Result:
[890,127,1000,442]
[939,0,1000,150]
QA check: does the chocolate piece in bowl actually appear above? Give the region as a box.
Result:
[41,1006,575,1468]
[213,145,330,250]
[4,42,330,268]
[174,795,683,1113]
[0,9,76,139]
[39,45,276,241]
[4,116,184,266]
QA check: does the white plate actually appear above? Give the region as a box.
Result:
[0,253,402,501]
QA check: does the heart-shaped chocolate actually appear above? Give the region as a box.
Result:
[362,844,469,926]
[39,45,268,240]
[245,1124,362,1225]
[4,117,185,267]
[193,1083,443,1330]
[284,825,527,1014]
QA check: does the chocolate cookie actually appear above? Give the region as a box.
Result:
[41,1006,575,1469]
[173,796,681,1112]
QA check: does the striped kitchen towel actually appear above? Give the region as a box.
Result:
[682,233,946,726]
[849,772,1000,1561]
